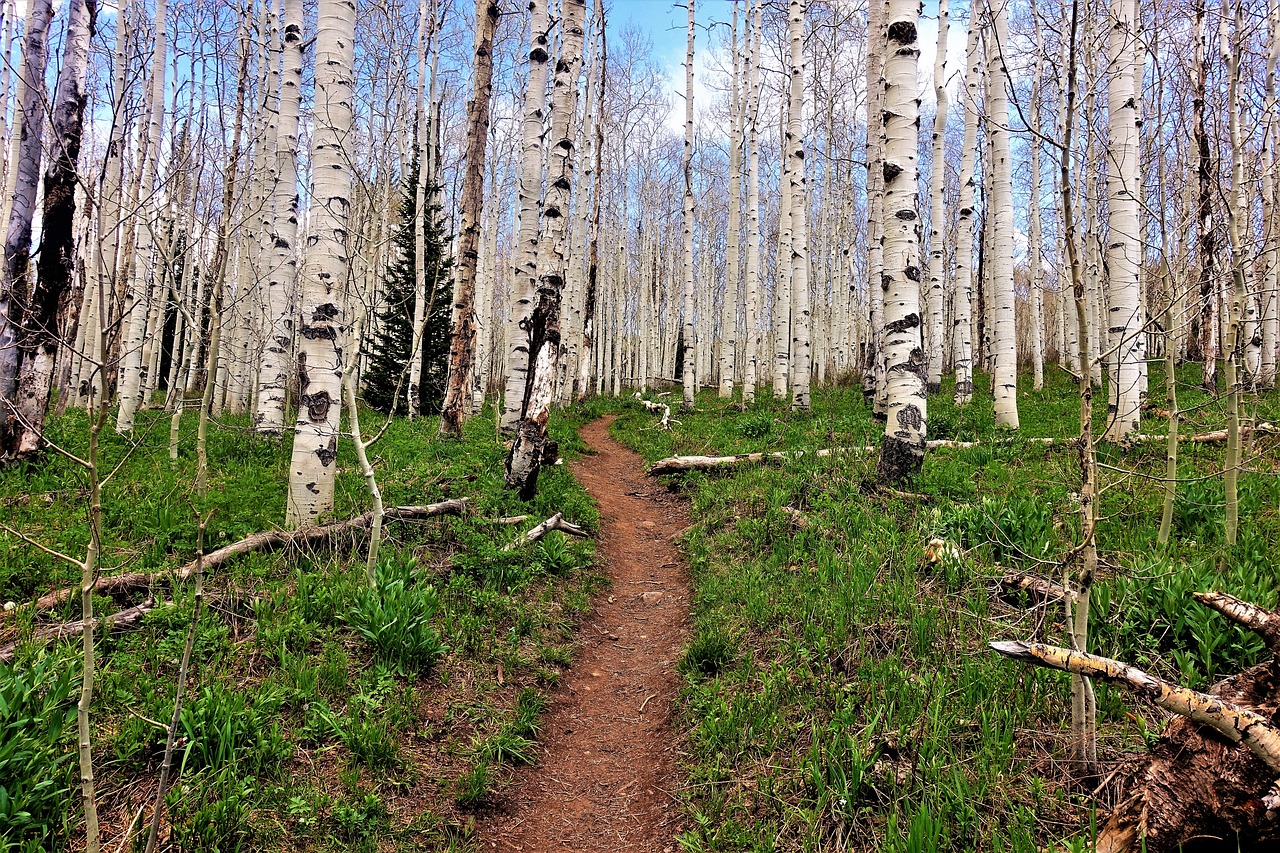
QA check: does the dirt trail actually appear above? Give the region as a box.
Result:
[477,415,690,852]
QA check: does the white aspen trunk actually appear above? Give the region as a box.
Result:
[774,99,793,400]
[925,0,949,394]
[953,11,980,405]
[742,0,762,404]
[505,0,586,497]
[1193,0,1217,390]
[502,0,552,431]
[787,0,811,411]
[406,0,433,418]
[680,0,696,409]
[986,0,1019,429]
[1262,0,1280,389]
[1103,0,1142,439]
[877,0,927,483]
[256,0,303,432]
[0,0,51,429]
[6,0,95,459]
[285,0,356,527]
[1028,17,1045,392]
[116,0,168,433]
[719,4,742,399]
[865,0,886,406]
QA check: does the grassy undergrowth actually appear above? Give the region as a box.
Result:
[0,398,616,852]
[612,366,1280,852]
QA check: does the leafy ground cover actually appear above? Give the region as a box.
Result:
[0,399,614,852]
[611,366,1280,852]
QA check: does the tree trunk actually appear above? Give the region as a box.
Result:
[0,0,53,442]
[284,0,356,526]
[925,0,949,396]
[439,0,499,437]
[255,0,305,433]
[987,0,1018,429]
[720,4,742,400]
[876,0,927,484]
[505,0,586,498]
[953,8,980,405]
[680,0,696,410]
[5,0,97,460]
[787,0,811,412]
[1103,0,1143,440]
[501,0,552,432]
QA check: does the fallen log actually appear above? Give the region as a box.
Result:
[633,392,673,428]
[502,512,589,551]
[992,589,1280,852]
[647,447,868,477]
[9,498,469,617]
[0,591,264,664]
[1187,422,1279,443]
[998,571,1076,606]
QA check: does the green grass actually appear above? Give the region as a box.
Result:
[0,398,616,851]
[615,364,1280,852]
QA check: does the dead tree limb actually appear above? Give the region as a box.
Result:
[502,513,589,550]
[993,590,1280,851]
[10,498,470,617]
[999,571,1076,606]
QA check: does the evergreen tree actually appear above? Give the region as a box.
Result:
[362,159,453,414]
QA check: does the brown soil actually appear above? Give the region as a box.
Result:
[476,415,690,852]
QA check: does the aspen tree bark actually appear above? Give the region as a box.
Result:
[255,0,303,433]
[742,0,762,404]
[577,0,606,401]
[986,0,1018,428]
[5,0,98,460]
[925,0,949,395]
[1262,0,1280,390]
[1193,0,1217,391]
[680,0,696,410]
[1028,11,1045,392]
[505,0,586,498]
[875,0,927,483]
[0,0,52,439]
[775,101,793,400]
[865,0,886,406]
[116,0,168,433]
[953,11,980,405]
[1103,0,1143,440]
[406,0,434,418]
[285,0,356,526]
[719,4,742,400]
[787,0,811,411]
[439,0,499,437]
[502,0,552,432]
[1223,3,1246,548]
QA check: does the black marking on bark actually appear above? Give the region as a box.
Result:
[316,437,337,467]
[881,274,893,290]
[905,265,921,282]
[883,161,902,181]
[886,313,921,333]
[306,482,319,494]
[301,390,333,422]
[955,379,974,396]
[895,209,917,221]
[300,324,337,341]
[887,20,917,44]
[312,302,339,322]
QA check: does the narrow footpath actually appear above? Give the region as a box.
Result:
[477,415,690,852]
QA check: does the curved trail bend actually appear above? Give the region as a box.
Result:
[478,415,690,852]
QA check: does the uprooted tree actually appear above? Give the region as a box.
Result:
[993,590,1280,852]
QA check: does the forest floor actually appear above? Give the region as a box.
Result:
[476,415,689,852]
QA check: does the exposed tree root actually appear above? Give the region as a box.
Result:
[993,590,1280,851]
[502,512,589,550]
[6,498,469,618]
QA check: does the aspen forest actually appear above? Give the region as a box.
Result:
[4,0,1280,848]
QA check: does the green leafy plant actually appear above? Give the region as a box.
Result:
[0,653,77,850]
[348,556,448,675]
